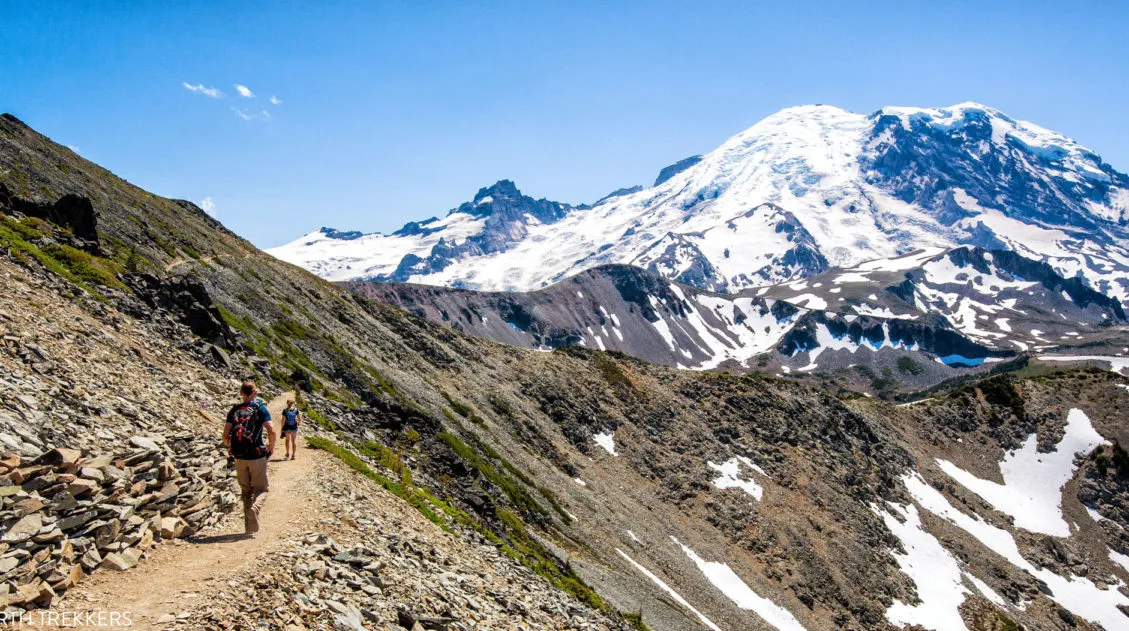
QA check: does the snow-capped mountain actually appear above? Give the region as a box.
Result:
[270,103,1129,302]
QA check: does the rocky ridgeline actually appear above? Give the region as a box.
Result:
[0,435,237,611]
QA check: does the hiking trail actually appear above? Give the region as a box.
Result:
[59,393,329,630]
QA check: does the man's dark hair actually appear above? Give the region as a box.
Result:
[240,380,256,397]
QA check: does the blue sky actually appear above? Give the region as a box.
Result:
[3,1,1128,248]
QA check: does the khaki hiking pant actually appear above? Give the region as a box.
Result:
[234,457,269,533]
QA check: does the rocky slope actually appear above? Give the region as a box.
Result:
[270,103,1129,304]
[4,113,1129,631]
[341,264,1010,392]
[342,246,1128,392]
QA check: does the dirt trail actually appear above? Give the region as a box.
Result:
[60,393,327,630]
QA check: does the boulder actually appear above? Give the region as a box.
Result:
[79,549,102,572]
[94,520,121,549]
[32,448,83,472]
[159,516,187,539]
[67,478,99,497]
[128,436,161,452]
[100,551,137,572]
[2,512,43,542]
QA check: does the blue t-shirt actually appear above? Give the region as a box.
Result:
[282,408,299,429]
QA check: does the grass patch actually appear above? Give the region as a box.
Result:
[496,508,607,611]
[215,304,255,333]
[272,319,312,339]
[0,216,123,296]
[443,392,486,425]
[298,399,338,432]
[357,440,413,486]
[41,244,125,289]
[622,612,651,631]
[438,431,549,519]
[305,436,444,526]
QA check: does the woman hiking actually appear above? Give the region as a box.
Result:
[281,399,302,460]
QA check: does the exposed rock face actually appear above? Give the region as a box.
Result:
[653,155,702,186]
[0,183,98,244]
[373,180,579,283]
[865,108,1129,232]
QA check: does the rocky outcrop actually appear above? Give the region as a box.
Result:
[653,155,702,186]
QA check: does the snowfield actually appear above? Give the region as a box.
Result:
[674,538,810,631]
[898,472,1129,629]
[270,102,1129,303]
[936,408,1107,536]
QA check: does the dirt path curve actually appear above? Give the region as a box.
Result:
[60,393,328,629]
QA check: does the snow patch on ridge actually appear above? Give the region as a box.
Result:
[592,431,617,456]
[1038,355,1129,375]
[900,472,1129,629]
[674,538,809,631]
[936,408,1106,537]
[873,501,974,631]
[615,549,721,631]
[708,457,767,500]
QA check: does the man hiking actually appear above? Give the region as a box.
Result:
[223,380,275,535]
[281,399,302,460]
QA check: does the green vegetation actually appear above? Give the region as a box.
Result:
[622,612,651,631]
[487,392,517,420]
[41,244,125,289]
[897,356,924,376]
[1113,441,1129,477]
[298,399,338,432]
[0,215,125,296]
[975,375,1026,421]
[215,304,254,333]
[305,436,445,526]
[443,392,486,425]
[124,247,148,273]
[438,431,549,519]
[593,352,636,393]
[357,440,413,486]
[272,319,312,339]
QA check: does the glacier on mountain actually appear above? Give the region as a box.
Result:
[269,103,1129,302]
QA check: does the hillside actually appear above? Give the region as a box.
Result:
[4,114,1129,631]
[269,103,1129,304]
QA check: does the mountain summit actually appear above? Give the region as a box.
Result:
[270,103,1129,301]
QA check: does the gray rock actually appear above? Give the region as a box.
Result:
[128,436,161,452]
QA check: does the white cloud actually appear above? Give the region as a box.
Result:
[234,84,255,98]
[66,145,81,154]
[261,110,272,120]
[269,96,281,105]
[231,107,254,121]
[183,82,222,98]
[199,197,216,217]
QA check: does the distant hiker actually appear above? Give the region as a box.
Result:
[223,380,275,535]
[281,399,302,460]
